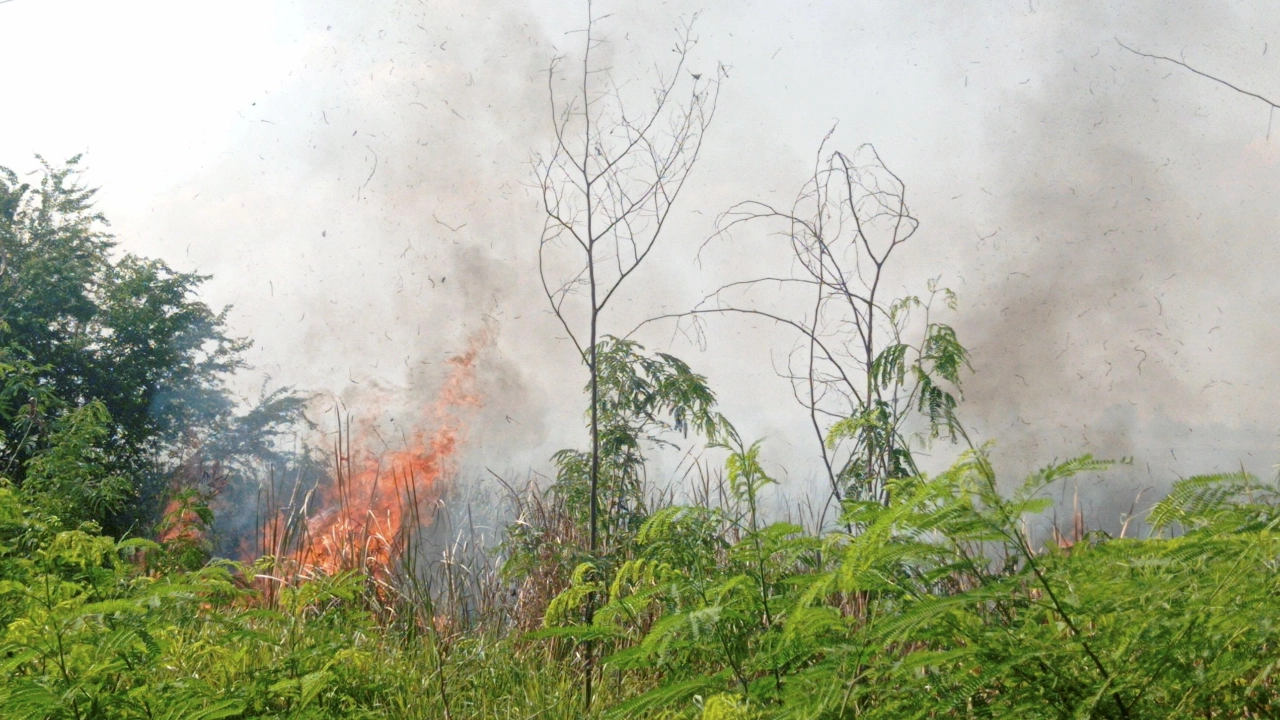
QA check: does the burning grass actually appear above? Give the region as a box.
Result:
[258,327,491,587]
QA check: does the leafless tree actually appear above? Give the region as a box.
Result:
[534,2,722,706]
[636,133,967,518]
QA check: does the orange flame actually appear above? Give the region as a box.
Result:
[158,497,202,546]
[267,327,491,580]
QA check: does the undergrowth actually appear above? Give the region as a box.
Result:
[2,446,1278,718]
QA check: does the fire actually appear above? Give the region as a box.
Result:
[266,327,491,580]
[158,497,202,545]
[158,461,225,552]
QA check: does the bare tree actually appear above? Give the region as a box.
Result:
[534,2,722,706]
[636,134,967,518]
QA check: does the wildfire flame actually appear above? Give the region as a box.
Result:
[266,326,491,580]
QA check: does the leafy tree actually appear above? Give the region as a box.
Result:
[505,339,726,624]
[553,338,726,551]
[0,157,302,536]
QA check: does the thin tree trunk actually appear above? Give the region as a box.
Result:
[583,6,599,709]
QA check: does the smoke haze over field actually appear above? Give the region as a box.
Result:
[2,1,1278,521]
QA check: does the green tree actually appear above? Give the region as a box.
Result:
[0,156,301,536]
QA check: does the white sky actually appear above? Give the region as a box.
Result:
[3,0,1278,519]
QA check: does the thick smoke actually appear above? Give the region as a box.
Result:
[949,3,1280,519]
[128,0,567,472]
[2,1,1277,530]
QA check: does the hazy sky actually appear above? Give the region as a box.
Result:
[3,0,1278,520]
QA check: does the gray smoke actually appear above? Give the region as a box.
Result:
[947,3,1280,518]
[2,0,1277,528]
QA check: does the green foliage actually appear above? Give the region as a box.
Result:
[0,157,306,535]
[544,562,606,628]
[1147,471,1276,534]
[538,446,1280,719]
[20,402,132,527]
[152,488,216,572]
[0,341,59,471]
[826,284,972,505]
[0,487,639,719]
[559,337,727,543]
[505,337,729,619]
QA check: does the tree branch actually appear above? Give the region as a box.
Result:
[1118,40,1280,110]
